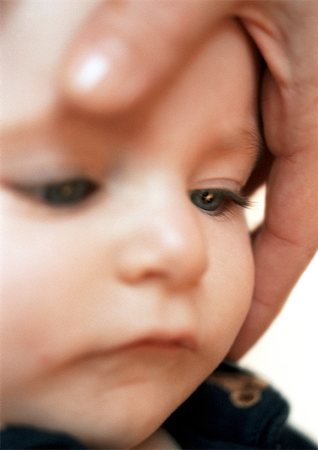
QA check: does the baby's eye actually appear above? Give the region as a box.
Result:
[190,188,249,217]
[20,178,98,207]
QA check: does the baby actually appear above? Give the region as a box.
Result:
[0,2,316,449]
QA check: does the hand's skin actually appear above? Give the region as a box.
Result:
[229,1,318,358]
[61,0,318,359]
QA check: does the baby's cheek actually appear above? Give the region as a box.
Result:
[201,222,254,356]
[1,248,65,384]
[1,299,51,394]
[1,227,69,392]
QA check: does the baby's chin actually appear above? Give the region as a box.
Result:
[82,385,191,448]
[3,407,163,450]
[88,415,158,448]
[4,380,186,449]
[68,406,173,449]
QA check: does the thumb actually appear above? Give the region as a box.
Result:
[59,0,237,113]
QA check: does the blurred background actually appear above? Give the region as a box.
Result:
[244,188,318,443]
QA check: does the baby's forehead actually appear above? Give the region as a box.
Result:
[2,1,260,158]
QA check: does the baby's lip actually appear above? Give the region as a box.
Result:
[117,335,198,352]
[93,331,199,358]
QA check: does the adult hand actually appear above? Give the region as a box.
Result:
[61,0,318,359]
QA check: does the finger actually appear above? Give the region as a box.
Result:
[60,0,318,114]
[60,0,236,113]
[228,1,318,358]
[229,220,317,360]
[240,0,318,89]
[229,75,318,360]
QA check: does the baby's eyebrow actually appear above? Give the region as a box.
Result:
[221,126,265,169]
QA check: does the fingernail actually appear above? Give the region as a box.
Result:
[61,36,142,113]
[72,52,111,92]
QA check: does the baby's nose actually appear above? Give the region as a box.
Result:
[112,185,208,289]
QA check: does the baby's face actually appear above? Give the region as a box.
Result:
[1,4,259,448]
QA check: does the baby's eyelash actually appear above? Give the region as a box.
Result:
[189,188,250,217]
[12,178,99,207]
